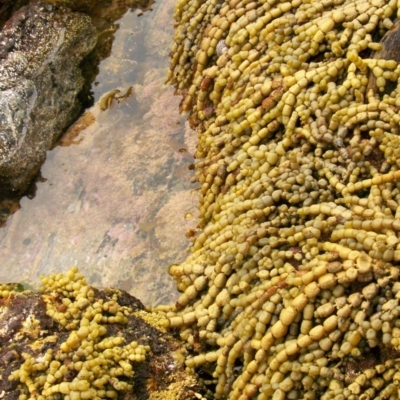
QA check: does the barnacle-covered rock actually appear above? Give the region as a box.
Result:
[0,267,201,399]
[166,0,400,398]
[0,3,97,193]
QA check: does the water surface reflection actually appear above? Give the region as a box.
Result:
[0,0,197,306]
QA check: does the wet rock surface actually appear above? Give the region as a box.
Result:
[0,3,97,193]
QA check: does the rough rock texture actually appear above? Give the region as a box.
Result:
[0,3,97,193]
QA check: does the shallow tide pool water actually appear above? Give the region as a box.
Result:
[0,0,197,306]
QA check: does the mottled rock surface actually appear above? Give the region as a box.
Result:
[0,3,97,193]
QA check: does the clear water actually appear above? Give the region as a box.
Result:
[0,0,197,306]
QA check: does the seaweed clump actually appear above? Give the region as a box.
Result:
[0,267,201,400]
[165,0,400,398]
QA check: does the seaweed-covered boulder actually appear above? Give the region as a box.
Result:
[0,2,97,193]
[0,267,201,399]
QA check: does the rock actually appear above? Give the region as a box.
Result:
[0,3,97,193]
[367,18,400,96]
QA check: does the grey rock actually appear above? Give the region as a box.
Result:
[0,3,97,193]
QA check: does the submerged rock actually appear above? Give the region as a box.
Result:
[0,3,97,193]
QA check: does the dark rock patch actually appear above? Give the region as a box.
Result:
[0,3,97,194]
